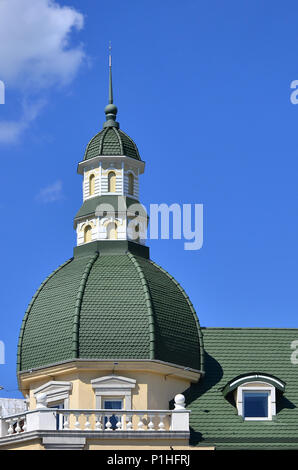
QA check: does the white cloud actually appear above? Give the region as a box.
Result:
[0,0,85,89]
[36,180,63,203]
[0,99,46,143]
[0,0,85,143]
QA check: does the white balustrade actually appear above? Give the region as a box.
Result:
[0,394,190,435]
[3,415,26,436]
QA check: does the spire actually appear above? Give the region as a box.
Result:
[109,42,113,104]
[104,42,119,128]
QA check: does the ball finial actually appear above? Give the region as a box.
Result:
[174,393,186,410]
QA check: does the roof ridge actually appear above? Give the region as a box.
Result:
[71,251,99,358]
[149,259,205,373]
[127,252,155,360]
[17,257,73,373]
[119,128,140,159]
[98,127,109,155]
[113,127,124,154]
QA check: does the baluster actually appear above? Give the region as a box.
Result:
[95,414,103,431]
[84,413,91,430]
[126,414,133,431]
[63,412,70,430]
[116,414,122,430]
[74,413,80,429]
[137,414,144,430]
[158,414,166,431]
[148,414,155,431]
[15,418,21,434]
[7,419,14,435]
[22,417,27,432]
[105,414,112,431]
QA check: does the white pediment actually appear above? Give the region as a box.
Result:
[33,381,72,396]
[91,375,136,390]
[33,381,72,404]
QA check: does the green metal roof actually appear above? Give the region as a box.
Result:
[84,127,141,161]
[17,250,203,373]
[74,195,147,221]
[184,327,298,450]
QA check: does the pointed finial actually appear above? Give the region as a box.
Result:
[104,42,119,128]
[109,41,113,104]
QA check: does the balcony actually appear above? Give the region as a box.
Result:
[0,394,190,450]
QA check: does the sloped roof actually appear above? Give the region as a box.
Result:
[17,251,203,373]
[185,327,298,450]
[74,195,147,221]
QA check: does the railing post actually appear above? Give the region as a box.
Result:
[0,418,9,437]
[26,393,57,432]
[170,394,190,431]
[26,410,56,432]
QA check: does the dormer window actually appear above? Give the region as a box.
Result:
[223,374,285,421]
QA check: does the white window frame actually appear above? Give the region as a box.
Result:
[91,375,136,410]
[236,382,276,421]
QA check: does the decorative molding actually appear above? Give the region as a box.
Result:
[33,381,72,406]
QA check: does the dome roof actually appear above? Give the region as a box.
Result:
[17,249,203,373]
[84,127,141,161]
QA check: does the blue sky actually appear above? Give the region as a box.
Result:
[0,0,298,397]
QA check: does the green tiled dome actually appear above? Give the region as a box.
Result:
[17,250,203,373]
[84,127,141,161]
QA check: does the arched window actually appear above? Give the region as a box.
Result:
[128,173,134,195]
[89,174,95,196]
[107,222,117,240]
[84,225,92,243]
[108,171,116,192]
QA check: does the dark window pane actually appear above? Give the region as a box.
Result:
[104,400,122,430]
[104,400,122,410]
[243,392,268,418]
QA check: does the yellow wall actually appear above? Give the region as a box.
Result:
[0,439,43,450]
[25,365,194,412]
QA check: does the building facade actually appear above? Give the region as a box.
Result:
[0,61,298,451]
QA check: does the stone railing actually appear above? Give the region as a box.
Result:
[0,394,190,437]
